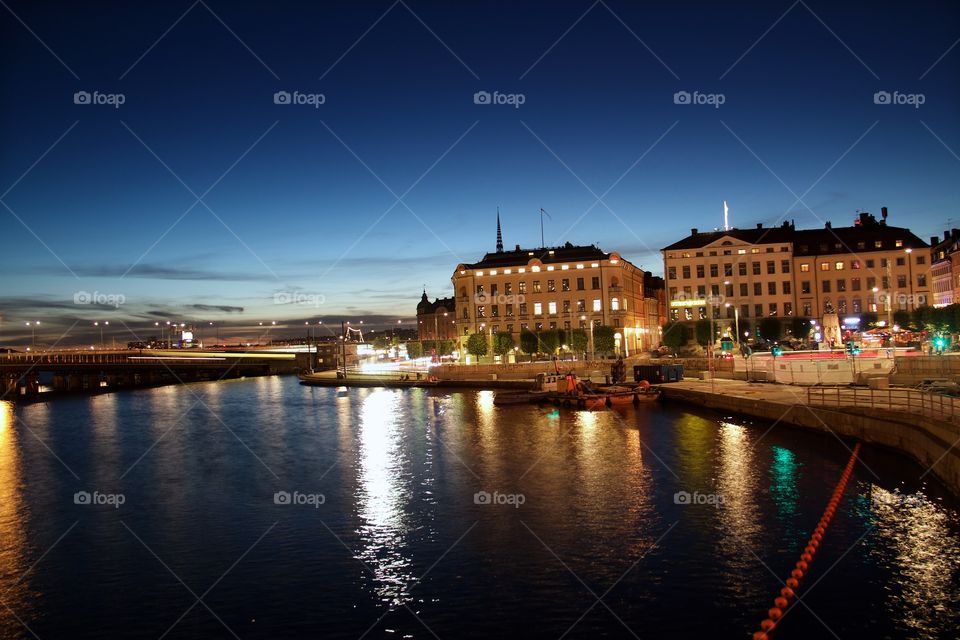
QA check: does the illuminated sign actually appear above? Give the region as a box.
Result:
[669,299,706,308]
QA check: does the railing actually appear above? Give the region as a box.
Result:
[806,386,960,424]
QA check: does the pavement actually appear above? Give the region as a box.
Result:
[665,378,812,406]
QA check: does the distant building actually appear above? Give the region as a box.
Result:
[661,208,931,335]
[930,229,960,308]
[450,215,663,355]
[416,292,457,340]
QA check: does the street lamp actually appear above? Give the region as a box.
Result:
[725,302,740,345]
[581,314,593,359]
[25,321,39,349]
[904,248,914,311]
[93,321,108,349]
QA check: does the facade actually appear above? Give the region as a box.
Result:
[931,229,960,308]
[452,236,663,356]
[661,209,931,336]
[416,292,457,340]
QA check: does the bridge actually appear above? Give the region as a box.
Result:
[0,350,299,401]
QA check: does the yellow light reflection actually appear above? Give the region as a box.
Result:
[869,485,960,636]
[356,390,414,605]
[0,402,32,630]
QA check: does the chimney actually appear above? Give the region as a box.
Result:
[756,223,762,229]
[881,206,888,223]
[931,236,939,246]
[691,228,698,235]
[515,244,520,251]
[825,221,832,229]
[946,231,952,242]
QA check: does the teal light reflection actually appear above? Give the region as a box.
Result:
[769,446,802,549]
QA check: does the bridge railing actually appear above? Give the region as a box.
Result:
[806,386,960,425]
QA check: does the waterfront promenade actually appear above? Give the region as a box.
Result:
[660,378,960,495]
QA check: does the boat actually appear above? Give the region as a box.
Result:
[493,390,549,405]
[535,373,660,410]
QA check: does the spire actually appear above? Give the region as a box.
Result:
[496,207,503,253]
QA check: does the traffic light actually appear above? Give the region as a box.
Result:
[845,341,861,356]
[932,336,948,353]
[771,345,783,357]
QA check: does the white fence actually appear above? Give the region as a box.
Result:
[807,386,960,424]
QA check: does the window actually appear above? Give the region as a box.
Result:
[782,281,791,294]
[476,284,484,294]
[820,262,830,271]
[739,263,747,276]
[576,277,584,290]
[783,302,793,316]
[740,283,748,297]
[837,279,846,292]
[711,284,719,296]
[519,302,528,315]
[591,277,600,289]
[477,305,486,318]
[696,265,705,278]
[741,304,750,318]
[767,261,776,274]
[754,282,762,296]
[577,299,585,312]
[834,262,844,271]
[535,322,543,331]
[669,287,678,300]
[579,318,587,328]
[917,274,927,287]
[880,258,888,268]
[851,277,861,291]
[737,249,746,255]
[897,275,907,288]
[463,308,469,319]
[803,302,812,316]
[561,278,570,291]
[916,255,926,265]
[822,281,831,293]
[611,298,620,311]
[781,260,791,273]
[592,299,602,312]
[506,324,514,333]
[563,320,571,330]
[800,263,810,272]
[866,259,875,268]
[768,282,777,295]
[724,264,733,277]
[801,281,811,294]
[682,266,690,279]
[866,276,876,289]
[533,281,541,293]
[725,283,734,297]
[852,299,861,313]
[518,281,527,294]
[851,261,861,269]
[769,303,778,316]
[882,276,890,289]
[533,302,542,315]
[547,280,555,292]
[562,300,570,313]
[548,301,557,314]
[491,305,499,317]
[490,284,498,297]
[752,262,761,275]
[710,264,719,278]
[896,257,905,267]
[505,282,512,294]
[895,239,903,248]
[506,304,514,317]
[697,285,706,298]
[754,304,763,317]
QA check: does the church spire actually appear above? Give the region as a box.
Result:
[496,207,503,253]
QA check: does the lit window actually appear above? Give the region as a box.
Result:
[477,271,484,276]
[548,301,557,314]
[737,249,746,255]
[531,266,541,272]
[546,265,555,271]
[561,264,569,270]
[800,263,810,272]
[820,262,830,271]
[504,268,512,274]
[591,263,599,268]
[489,270,497,275]
[576,264,584,269]
[518,267,526,273]
[835,262,844,270]
[895,239,903,248]
[611,297,620,311]
[534,302,542,315]
[592,299,602,312]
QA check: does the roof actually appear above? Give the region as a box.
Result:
[662,213,930,255]
[417,295,455,314]
[463,243,610,270]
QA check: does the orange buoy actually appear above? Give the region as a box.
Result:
[774,596,789,609]
[781,587,795,599]
[786,578,799,589]
[801,553,813,563]
[753,632,768,640]
[760,619,776,632]
[791,569,804,580]
[805,544,817,554]
[796,560,808,571]
[768,608,782,620]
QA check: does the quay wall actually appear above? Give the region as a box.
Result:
[660,385,960,496]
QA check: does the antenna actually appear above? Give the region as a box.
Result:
[539,207,552,248]
[496,207,503,252]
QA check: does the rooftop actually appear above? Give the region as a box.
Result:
[461,242,612,270]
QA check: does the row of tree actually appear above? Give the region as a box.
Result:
[401,327,621,362]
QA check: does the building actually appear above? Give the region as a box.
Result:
[661,208,931,337]
[451,217,663,355]
[416,292,457,340]
[931,229,960,308]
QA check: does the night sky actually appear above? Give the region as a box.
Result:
[1,1,958,345]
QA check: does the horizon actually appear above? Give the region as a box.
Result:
[2,1,958,346]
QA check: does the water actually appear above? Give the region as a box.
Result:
[1,376,958,639]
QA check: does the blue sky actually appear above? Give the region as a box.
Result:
[1,0,958,344]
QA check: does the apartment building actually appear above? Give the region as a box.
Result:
[662,209,931,335]
[931,229,960,307]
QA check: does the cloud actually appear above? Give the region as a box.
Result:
[186,304,244,313]
[36,263,283,282]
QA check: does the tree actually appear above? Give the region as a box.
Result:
[406,341,423,359]
[758,317,782,342]
[520,330,539,356]
[694,319,713,347]
[372,335,391,350]
[593,325,616,355]
[661,322,689,350]
[789,316,811,340]
[569,329,588,356]
[859,312,879,329]
[893,309,911,329]
[493,332,515,357]
[466,332,488,362]
[437,339,455,356]
[538,329,560,354]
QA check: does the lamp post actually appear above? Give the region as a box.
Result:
[93,321,108,350]
[904,248,914,311]
[725,303,740,345]
[25,321,39,350]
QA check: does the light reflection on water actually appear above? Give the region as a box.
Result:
[0,380,959,639]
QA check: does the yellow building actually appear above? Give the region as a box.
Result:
[452,229,663,356]
[662,209,931,338]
